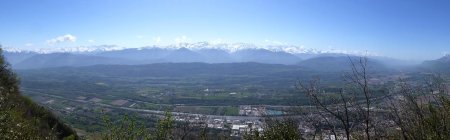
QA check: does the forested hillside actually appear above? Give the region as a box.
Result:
[0,48,78,139]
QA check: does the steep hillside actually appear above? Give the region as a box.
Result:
[0,48,78,139]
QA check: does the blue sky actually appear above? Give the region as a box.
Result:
[1,0,450,60]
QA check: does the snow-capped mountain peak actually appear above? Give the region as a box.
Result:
[3,42,377,57]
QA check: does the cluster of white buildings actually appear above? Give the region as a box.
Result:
[238,105,267,116]
[173,113,265,137]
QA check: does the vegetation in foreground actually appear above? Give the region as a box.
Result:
[0,47,78,139]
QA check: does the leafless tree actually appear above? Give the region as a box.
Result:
[297,56,376,140]
[345,56,372,140]
[298,78,354,139]
[173,114,208,140]
[385,74,450,140]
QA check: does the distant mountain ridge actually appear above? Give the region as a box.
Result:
[420,55,450,73]
[6,47,304,69]
[297,56,388,72]
[3,42,370,55]
[437,54,450,62]
[3,43,413,70]
[13,53,134,69]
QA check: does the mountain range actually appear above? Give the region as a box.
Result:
[2,43,442,71]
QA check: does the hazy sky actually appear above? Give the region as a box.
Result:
[1,0,450,60]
